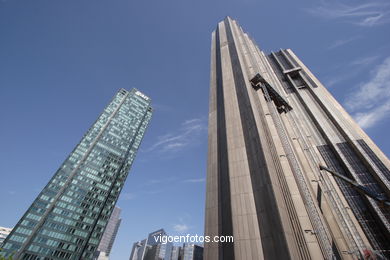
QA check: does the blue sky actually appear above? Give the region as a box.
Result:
[0,0,389,259]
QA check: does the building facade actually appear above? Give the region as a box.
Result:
[94,206,122,260]
[180,244,203,260]
[0,227,12,246]
[170,246,180,260]
[129,229,172,260]
[204,17,390,260]
[0,88,152,259]
[129,239,147,260]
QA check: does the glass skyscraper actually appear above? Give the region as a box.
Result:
[0,88,152,260]
[180,244,203,260]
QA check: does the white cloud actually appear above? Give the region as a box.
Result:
[328,36,359,49]
[306,1,390,26]
[325,72,355,88]
[183,118,202,125]
[173,224,189,232]
[146,117,206,153]
[353,103,390,129]
[120,192,137,201]
[349,55,379,67]
[182,178,205,183]
[148,179,163,184]
[145,189,164,195]
[344,56,390,128]
[324,55,380,88]
[142,177,177,187]
[152,103,172,112]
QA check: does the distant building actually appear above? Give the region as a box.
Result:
[129,239,147,260]
[170,246,180,260]
[129,229,172,260]
[180,244,203,260]
[191,245,203,260]
[94,252,109,260]
[94,207,122,260]
[0,227,12,246]
[129,231,204,260]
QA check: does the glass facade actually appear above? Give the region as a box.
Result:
[182,243,194,260]
[170,246,179,260]
[0,88,152,260]
[179,244,203,260]
[129,229,172,260]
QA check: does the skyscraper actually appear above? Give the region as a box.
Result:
[204,17,390,260]
[180,243,203,260]
[94,206,122,260]
[0,88,152,259]
[129,229,172,260]
[170,246,180,260]
[0,227,12,246]
[129,239,147,260]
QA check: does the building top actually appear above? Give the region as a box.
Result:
[0,227,12,233]
[118,88,152,102]
[0,227,12,245]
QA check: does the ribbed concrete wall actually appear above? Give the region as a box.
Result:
[205,17,390,260]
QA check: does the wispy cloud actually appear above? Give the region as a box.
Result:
[147,179,164,185]
[349,55,379,66]
[120,192,137,201]
[325,72,355,88]
[141,177,177,187]
[344,56,390,128]
[328,36,359,49]
[172,216,191,233]
[145,189,165,195]
[152,103,172,112]
[120,188,166,201]
[353,103,390,129]
[173,224,189,232]
[306,1,390,26]
[182,178,205,183]
[146,117,206,153]
[324,55,380,88]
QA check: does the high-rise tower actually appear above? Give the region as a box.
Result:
[129,229,172,260]
[204,17,390,260]
[1,88,152,259]
[94,206,122,260]
[0,227,12,246]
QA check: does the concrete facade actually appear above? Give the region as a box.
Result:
[0,227,12,246]
[204,17,390,260]
[95,206,122,259]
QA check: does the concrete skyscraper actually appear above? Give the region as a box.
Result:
[94,206,122,260]
[204,17,390,260]
[0,227,12,246]
[1,88,152,259]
